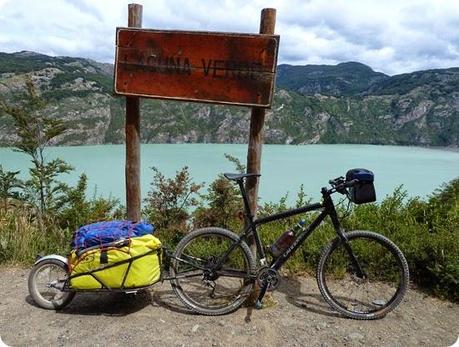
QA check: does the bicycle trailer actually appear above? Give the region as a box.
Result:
[68,221,162,290]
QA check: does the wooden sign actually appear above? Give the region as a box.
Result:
[114,28,280,108]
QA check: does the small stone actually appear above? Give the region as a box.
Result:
[191,324,200,333]
[315,322,328,331]
[346,332,364,342]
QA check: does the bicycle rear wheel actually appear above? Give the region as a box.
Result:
[170,227,255,315]
[317,230,409,320]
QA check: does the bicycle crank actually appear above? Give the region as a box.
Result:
[256,267,281,291]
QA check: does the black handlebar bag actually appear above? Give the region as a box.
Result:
[346,168,376,204]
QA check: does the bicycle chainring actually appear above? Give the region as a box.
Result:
[256,267,281,291]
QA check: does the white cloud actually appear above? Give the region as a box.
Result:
[0,0,458,75]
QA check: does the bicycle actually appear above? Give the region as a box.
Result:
[170,170,410,319]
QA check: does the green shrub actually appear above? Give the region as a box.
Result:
[56,173,121,230]
[342,183,458,301]
[192,175,243,230]
[143,166,203,239]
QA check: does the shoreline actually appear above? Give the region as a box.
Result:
[427,145,459,153]
[0,142,458,152]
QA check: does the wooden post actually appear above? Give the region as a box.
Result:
[125,3,142,221]
[245,8,277,256]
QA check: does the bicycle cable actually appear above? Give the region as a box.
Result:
[335,193,353,222]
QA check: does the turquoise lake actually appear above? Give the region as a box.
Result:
[1,144,458,204]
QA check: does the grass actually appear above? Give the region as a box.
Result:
[0,208,71,263]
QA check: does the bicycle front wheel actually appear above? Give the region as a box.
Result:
[170,227,255,315]
[317,231,409,320]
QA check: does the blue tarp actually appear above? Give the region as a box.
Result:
[71,220,155,250]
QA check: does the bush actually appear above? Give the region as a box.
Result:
[192,175,243,230]
[143,166,203,244]
[340,183,458,301]
[56,173,121,230]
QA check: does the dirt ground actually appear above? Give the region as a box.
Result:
[0,266,457,347]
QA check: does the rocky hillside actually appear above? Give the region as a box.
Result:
[276,62,389,96]
[0,51,458,147]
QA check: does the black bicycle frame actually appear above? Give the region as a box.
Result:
[173,178,366,289]
[213,182,350,274]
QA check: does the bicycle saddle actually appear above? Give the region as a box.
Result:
[223,172,261,181]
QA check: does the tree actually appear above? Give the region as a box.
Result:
[0,165,23,212]
[0,79,72,217]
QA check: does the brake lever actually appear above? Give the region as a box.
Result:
[336,186,348,194]
[329,176,345,186]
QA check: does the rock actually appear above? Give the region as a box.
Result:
[346,332,365,342]
[191,324,200,333]
[315,322,329,331]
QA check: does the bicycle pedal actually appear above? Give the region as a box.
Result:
[255,300,263,310]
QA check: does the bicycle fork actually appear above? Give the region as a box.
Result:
[328,197,367,280]
[340,233,367,279]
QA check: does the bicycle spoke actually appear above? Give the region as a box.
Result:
[29,260,75,309]
[173,270,204,279]
[171,228,254,314]
[215,268,252,279]
[318,231,408,319]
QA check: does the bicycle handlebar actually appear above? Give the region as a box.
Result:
[327,176,358,196]
[329,176,345,186]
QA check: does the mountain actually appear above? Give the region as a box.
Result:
[0,51,458,147]
[276,62,389,96]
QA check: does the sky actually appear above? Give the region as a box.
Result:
[0,0,458,75]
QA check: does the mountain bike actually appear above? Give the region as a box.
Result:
[170,170,409,319]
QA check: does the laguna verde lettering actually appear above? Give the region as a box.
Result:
[123,53,192,75]
[121,52,262,80]
[201,59,263,80]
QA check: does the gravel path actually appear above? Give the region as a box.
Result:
[0,266,457,347]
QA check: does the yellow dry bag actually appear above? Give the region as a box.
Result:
[69,234,161,290]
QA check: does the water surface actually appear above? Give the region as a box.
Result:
[1,144,458,204]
